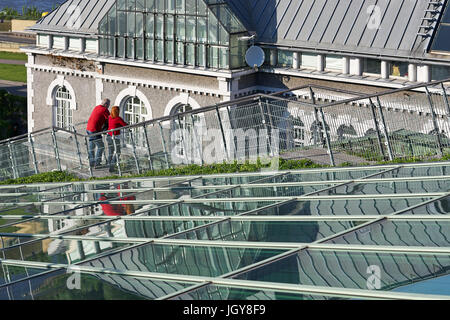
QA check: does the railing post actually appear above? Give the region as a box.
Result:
[225,105,238,160]
[319,107,335,167]
[84,136,94,178]
[28,133,39,175]
[376,97,394,161]
[142,124,154,171]
[177,115,190,165]
[309,86,317,105]
[111,136,122,177]
[51,128,62,171]
[258,97,271,157]
[8,141,18,179]
[71,126,83,169]
[369,98,387,160]
[425,86,444,156]
[128,129,141,175]
[158,122,170,169]
[216,106,229,161]
[311,89,324,147]
[440,82,450,116]
[190,114,203,165]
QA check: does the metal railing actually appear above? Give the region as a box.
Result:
[1,78,450,180]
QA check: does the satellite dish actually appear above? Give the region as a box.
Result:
[245,45,265,69]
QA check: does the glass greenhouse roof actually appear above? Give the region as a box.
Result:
[1,162,450,300]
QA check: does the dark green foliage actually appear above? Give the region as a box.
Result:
[0,171,78,185]
[0,6,44,20]
[0,90,27,139]
[2,154,450,186]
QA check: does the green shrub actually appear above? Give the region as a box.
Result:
[0,171,78,185]
[0,90,27,139]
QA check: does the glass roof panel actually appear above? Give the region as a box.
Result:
[327,220,450,247]
[197,184,336,199]
[377,165,450,179]
[1,238,134,265]
[392,274,450,296]
[0,269,194,300]
[319,180,450,196]
[83,243,286,278]
[173,220,368,243]
[172,284,368,300]
[0,265,46,286]
[234,249,450,296]
[2,161,450,300]
[406,196,450,215]
[248,198,430,216]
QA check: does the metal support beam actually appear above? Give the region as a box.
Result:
[369,98,386,160]
[28,133,39,175]
[71,126,83,169]
[190,114,203,166]
[84,136,93,178]
[376,97,394,161]
[111,136,122,177]
[425,86,444,156]
[7,141,18,179]
[177,115,190,165]
[215,106,229,161]
[51,128,62,171]
[128,130,141,175]
[440,83,450,116]
[158,122,170,169]
[142,124,154,171]
[319,108,335,166]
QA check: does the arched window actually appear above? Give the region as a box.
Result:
[124,96,147,125]
[54,86,73,129]
[123,96,148,146]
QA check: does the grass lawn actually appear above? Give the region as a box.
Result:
[0,63,27,82]
[0,51,27,61]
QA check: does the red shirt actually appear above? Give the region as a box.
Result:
[108,116,128,136]
[87,105,110,132]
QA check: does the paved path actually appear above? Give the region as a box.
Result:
[0,79,27,97]
[0,33,35,45]
[0,59,26,65]
[281,147,375,166]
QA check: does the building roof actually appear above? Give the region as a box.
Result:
[226,0,446,59]
[28,0,116,36]
[27,0,450,60]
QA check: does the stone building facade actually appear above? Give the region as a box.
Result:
[23,0,450,142]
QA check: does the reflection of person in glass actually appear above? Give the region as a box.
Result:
[94,184,136,216]
[98,193,135,216]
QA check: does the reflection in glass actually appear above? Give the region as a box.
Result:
[235,249,450,296]
[174,219,362,243]
[85,243,285,277]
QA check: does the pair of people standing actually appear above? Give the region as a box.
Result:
[86,98,128,172]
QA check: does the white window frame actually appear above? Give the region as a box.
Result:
[54,86,73,129]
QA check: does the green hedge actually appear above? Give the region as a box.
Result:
[0,171,79,185]
[0,159,325,185]
[2,155,450,186]
[0,6,44,20]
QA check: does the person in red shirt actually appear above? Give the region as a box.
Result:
[86,99,111,168]
[107,106,128,173]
